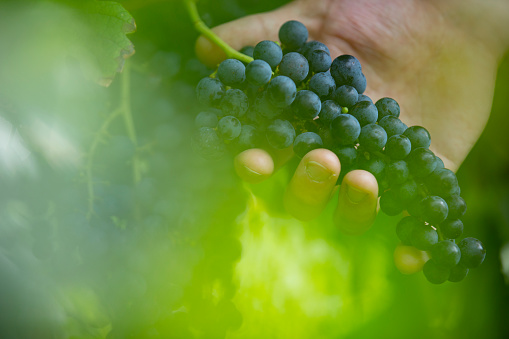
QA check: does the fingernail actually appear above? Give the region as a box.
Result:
[346,185,369,203]
[243,165,262,176]
[306,161,333,182]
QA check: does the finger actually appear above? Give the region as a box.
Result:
[284,149,341,221]
[195,2,304,68]
[334,170,379,235]
[234,148,274,183]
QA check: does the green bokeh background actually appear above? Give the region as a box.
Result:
[0,0,508,338]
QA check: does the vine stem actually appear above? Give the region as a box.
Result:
[184,0,254,64]
[86,108,122,219]
[121,61,142,185]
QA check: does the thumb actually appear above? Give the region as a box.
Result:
[195,2,305,68]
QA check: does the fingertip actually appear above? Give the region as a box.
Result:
[284,148,340,221]
[195,35,227,69]
[334,170,379,235]
[234,149,274,184]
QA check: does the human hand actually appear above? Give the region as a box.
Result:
[195,0,505,230]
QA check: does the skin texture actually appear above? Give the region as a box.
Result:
[195,0,509,232]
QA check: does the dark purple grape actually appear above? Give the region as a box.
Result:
[217,59,246,87]
[403,126,431,150]
[359,124,387,152]
[385,135,412,160]
[308,49,332,73]
[445,195,467,219]
[380,190,404,216]
[309,72,336,99]
[318,100,341,125]
[378,116,407,137]
[332,85,358,108]
[439,219,464,239]
[293,132,323,158]
[411,223,438,250]
[279,20,308,51]
[267,76,297,107]
[330,114,361,145]
[406,147,437,178]
[431,240,461,268]
[385,160,409,185]
[458,237,486,268]
[245,59,272,87]
[421,195,449,225]
[217,116,241,141]
[375,97,400,121]
[221,89,249,117]
[292,90,321,119]
[254,40,283,69]
[196,77,225,107]
[423,259,450,284]
[266,119,296,149]
[396,216,422,245]
[349,101,378,126]
[278,52,309,83]
[330,145,357,168]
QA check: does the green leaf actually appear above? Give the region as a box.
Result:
[73,0,136,86]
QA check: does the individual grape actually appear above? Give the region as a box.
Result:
[195,111,218,128]
[431,240,461,268]
[308,49,332,73]
[426,168,460,197]
[423,259,450,284]
[292,90,321,119]
[380,190,404,216]
[318,100,341,124]
[349,101,378,126]
[378,116,408,137]
[330,114,361,145]
[217,59,246,87]
[217,116,241,141]
[359,123,387,151]
[279,20,308,51]
[278,52,309,83]
[330,55,366,93]
[448,264,469,282]
[196,77,225,107]
[359,155,386,179]
[266,76,297,107]
[330,145,357,168]
[192,127,226,159]
[375,97,400,121]
[458,237,486,268]
[421,195,449,225]
[385,160,409,185]
[406,147,437,178]
[293,132,323,158]
[394,179,419,205]
[445,195,467,219]
[396,216,422,245]
[309,72,336,100]
[266,119,296,149]
[253,40,283,69]
[240,45,254,58]
[332,85,358,108]
[439,219,464,239]
[221,89,249,117]
[317,124,334,148]
[385,135,412,160]
[237,125,259,151]
[301,40,330,59]
[357,94,373,104]
[411,224,438,250]
[253,90,282,119]
[351,72,367,94]
[245,59,272,87]
[435,156,445,169]
[403,126,431,150]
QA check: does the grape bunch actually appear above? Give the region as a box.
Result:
[193,20,485,284]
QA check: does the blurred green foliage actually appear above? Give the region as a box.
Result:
[0,0,508,338]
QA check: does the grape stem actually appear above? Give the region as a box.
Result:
[184,0,253,64]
